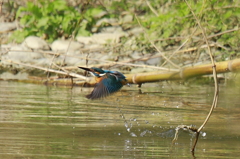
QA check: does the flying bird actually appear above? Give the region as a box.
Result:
[79,67,127,99]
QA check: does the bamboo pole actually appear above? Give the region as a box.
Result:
[125,58,240,84]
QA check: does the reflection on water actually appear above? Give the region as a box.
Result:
[0,80,240,158]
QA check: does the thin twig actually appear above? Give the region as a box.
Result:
[206,5,240,11]
[207,27,240,39]
[98,60,179,71]
[47,52,57,80]
[4,60,87,80]
[61,41,72,67]
[0,1,3,15]
[146,0,159,16]
[185,0,219,151]
[191,132,200,152]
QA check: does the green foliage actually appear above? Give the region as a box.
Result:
[133,0,240,57]
[11,0,106,43]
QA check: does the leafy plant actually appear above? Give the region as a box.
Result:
[11,0,106,43]
[132,0,240,58]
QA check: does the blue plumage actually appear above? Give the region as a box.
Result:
[79,67,127,99]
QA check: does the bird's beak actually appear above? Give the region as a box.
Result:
[79,67,92,72]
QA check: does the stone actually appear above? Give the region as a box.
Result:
[95,18,118,27]
[130,67,153,73]
[128,27,144,35]
[7,45,44,62]
[146,57,162,66]
[100,26,123,33]
[51,40,84,52]
[91,32,125,44]
[0,72,28,80]
[131,51,142,59]
[122,14,133,24]
[7,45,28,61]
[0,22,17,32]
[84,44,102,50]
[93,11,107,18]
[55,52,86,66]
[76,36,92,44]
[22,36,50,50]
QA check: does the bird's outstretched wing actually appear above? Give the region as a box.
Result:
[86,76,123,99]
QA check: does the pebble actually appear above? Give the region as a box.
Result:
[7,45,44,62]
[91,32,124,44]
[22,36,50,51]
[0,72,28,80]
[51,39,84,52]
[122,14,133,24]
[84,44,102,50]
[100,26,123,33]
[146,57,162,66]
[95,18,118,27]
[128,27,144,35]
[76,36,93,45]
[0,22,17,32]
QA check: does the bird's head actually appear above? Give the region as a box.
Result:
[79,67,105,77]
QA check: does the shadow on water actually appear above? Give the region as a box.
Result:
[0,80,240,158]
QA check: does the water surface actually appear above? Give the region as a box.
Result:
[0,80,239,158]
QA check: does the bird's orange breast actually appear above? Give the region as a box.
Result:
[95,76,106,83]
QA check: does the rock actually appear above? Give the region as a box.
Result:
[122,14,133,23]
[94,11,107,18]
[7,45,44,63]
[22,36,50,50]
[0,22,17,32]
[146,57,162,66]
[55,52,86,66]
[7,45,28,61]
[89,52,108,61]
[92,32,125,44]
[59,55,81,66]
[84,44,102,50]
[95,18,118,27]
[0,72,29,80]
[128,27,144,35]
[100,26,123,33]
[125,38,134,45]
[51,40,84,52]
[77,26,127,45]
[0,44,12,55]
[130,67,153,73]
[99,54,109,61]
[131,51,142,59]
[76,36,92,44]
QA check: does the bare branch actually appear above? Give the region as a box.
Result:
[4,60,87,80]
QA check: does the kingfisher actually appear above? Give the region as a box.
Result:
[79,67,127,99]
